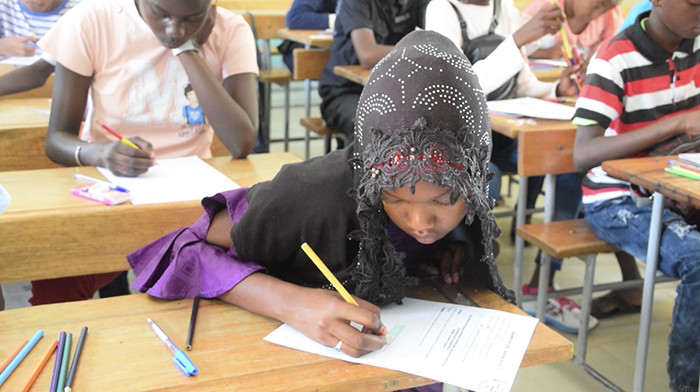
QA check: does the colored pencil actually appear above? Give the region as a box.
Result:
[666,166,700,180]
[0,330,44,387]
[50,332,66,392]
[0,340,28,374]
[301,242,358,306]
[100,123,140,150]
[56,333,72,392]
[186,297,200,351]
[64,326,87,392]
[21,340,57,392]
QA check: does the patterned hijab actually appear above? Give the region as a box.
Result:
[350,30,509,304]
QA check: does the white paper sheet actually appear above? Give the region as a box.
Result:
[0,55,41,66]
[264,298,537,392]
[487,97,575,120]
[97,156,239,205]
[679,153,700,166]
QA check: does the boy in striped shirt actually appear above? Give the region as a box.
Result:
[573,1,700,390]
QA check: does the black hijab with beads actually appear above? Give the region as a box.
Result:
[231,30,513,305]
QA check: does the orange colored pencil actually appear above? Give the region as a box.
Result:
[0,340,28,374]
[21,340,57,392]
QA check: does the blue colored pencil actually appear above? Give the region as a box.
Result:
[50,332,66,392]
[0,329,44,386]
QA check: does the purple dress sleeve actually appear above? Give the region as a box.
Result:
[126,188,266,299]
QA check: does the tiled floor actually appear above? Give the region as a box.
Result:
[3,80,677,391]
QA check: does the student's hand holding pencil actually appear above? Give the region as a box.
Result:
[512,4,564,48]
[286,287,388,358]
[556,63,583,97]
[99,123,156,177]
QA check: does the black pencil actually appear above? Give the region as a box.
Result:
[64,326,88,392]
[186,297,200,351]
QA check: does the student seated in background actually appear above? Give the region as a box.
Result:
[127,32,513,384]
[425,0,595,334]
[573,2,699,390]
[278,0,337,72]
[0,0,81,96]
[28,0,259,307]
[520,0,622,61]
[318,0,430,147]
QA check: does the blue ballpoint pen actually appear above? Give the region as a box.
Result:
[147,318,198,376]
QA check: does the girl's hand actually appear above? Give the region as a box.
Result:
[513,4,564,48]
[287,288,387,358]
[419,241,467,284]
[193,5,217,47]
[0,36,38,57]
[101,137,156,177]
[555,64,581,97]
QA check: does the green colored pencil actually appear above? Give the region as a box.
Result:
[56,332,71,392]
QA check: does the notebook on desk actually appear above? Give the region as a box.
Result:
[97,156,239,205]
[487,97,575,120]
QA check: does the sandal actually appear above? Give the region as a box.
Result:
[590,291,642,319]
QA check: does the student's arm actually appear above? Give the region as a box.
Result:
[175,7,257,159]
[45,63,155,176]
[573,112,700,171]
[207,209,386,358]
[0,59,54,96]
[0,36,38,57]
[350,28,393,70]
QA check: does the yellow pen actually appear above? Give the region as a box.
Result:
[301,242,359,306]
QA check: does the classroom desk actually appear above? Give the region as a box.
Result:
[334,64,370,86]
[0,280,572,391]
[0,152,302,283]
[0,97,57,171]
[277,28,333,47]
[531,67,564,83]
[602,156,700,392]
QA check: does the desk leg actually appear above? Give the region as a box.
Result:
[536,174,556,320]
[633,192,664,392]
[513,176,528,306]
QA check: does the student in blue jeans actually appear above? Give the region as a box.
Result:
[573,1,700,390]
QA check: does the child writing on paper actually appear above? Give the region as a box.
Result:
[37,0,259,178]
[0,0,81,96]
[128,31,514,366]
[573,1,700,390]
[26,0,259,308]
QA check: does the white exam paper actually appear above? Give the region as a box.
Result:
[265,298,537,392]
[0,55,41,66]
[488,97,575,120]
[97,156,239,205]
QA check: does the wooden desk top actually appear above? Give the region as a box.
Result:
[532,67,563,83]
[490,114,576,139]
[0,153,302,283]
[0,283,572,391]
[0,97,50,131]
[278,28,333,47]
[334,64,370,86]
[602,156,700,209]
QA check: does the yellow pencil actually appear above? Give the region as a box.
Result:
[301,242,359,306]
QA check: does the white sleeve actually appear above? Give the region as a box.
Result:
[424,0,463,51]
[471,35,526,95]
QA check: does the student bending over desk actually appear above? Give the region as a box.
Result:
[26,0,259,307]
[572,3,700,391]
[38,0,259,177]
[128,31,514,389]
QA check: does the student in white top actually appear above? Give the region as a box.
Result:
[426,0,595,334]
